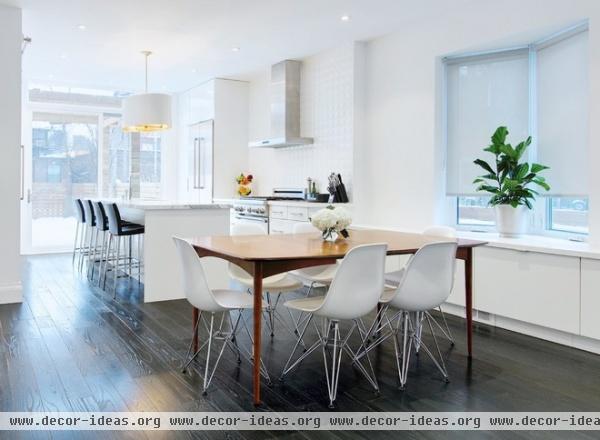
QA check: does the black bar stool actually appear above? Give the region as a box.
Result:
[103,203,145,295]
[80,200,97,274]
[90,201,111,283]
[73,199,86,267]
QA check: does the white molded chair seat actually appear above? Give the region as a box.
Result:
[228,265,303,292]
[289,222,338,286]
[284,295,326,313]
[212,289,262,310]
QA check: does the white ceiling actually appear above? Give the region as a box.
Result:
[5,0,474,93]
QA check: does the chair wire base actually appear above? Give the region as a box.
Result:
[280,316,379,408]
[182,310,271,394]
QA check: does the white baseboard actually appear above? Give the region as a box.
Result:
[0,282,23,305]
[441,302,600,356]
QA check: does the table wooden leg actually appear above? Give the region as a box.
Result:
[253,262,263,406]
[464,247,473,358]
[192,307,199,353]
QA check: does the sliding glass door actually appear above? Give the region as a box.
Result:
[26,112,99,253]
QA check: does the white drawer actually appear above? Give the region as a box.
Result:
[269,219,295,234]
[287,206,309,222]
[269,205,287,220]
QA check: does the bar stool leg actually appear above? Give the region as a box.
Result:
[72,222,80,265]
[128,236,133,277]
[114,236,121,298]
[88,227,99,280]
[96,231,107,286]
[103,234,113,290]
[137,234,142,285]
[79,225,88,274]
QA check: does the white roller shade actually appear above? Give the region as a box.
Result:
[445,50,529,195]
[536,29,589,196]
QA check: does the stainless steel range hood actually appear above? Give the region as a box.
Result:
[249,60,313,148]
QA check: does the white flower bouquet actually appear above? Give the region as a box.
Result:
[310,205,352,242]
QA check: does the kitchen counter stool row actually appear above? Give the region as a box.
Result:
[72,199,145,294]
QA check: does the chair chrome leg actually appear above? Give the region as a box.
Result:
[398,311,413,390]
[182,311,202,373]
[280,314,315,378]
[421,312,450,383]
[320,320,344,408]
[435,306,455,345]
[265,292,275,337]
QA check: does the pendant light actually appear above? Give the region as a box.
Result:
[122,51,172,132]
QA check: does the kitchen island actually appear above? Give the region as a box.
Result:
[116,200,231,303]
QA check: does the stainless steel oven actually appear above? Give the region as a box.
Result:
[231,199,269,234]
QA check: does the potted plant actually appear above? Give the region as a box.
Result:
[473,126,550,237]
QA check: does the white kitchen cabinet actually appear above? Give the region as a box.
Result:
[581,258,600,339]
[188,81,214,123]
[287,206,309,222]
[177,78,248,202]
[474,247,580,334]
[270,219,297,234]
[269,205,287,220]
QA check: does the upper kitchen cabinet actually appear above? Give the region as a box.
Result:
[177,78,249,202]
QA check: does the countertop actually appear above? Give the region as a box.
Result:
[107,199,231,210]
[352,223,600,260]
[213,198,352,208]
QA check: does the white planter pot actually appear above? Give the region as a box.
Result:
[495,205,528,238]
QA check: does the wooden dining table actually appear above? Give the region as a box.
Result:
[187,228,487,405]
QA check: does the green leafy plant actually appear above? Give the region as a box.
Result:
[473,126,550,209]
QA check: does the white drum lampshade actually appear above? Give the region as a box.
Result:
[122,93,172,132]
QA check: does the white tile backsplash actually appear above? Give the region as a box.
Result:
[247,43,357,198]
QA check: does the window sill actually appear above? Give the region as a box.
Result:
[455,230,599,260]
[352,224,600,260]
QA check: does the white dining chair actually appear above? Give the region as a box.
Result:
[385,225,457,347]
[228,224,303,339]
[290,222,338,291]
[280,243,387,408]
[375,241,458,390]
[287,222,339,330]
[172,237,270,394]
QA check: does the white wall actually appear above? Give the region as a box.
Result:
[247,43,361,199]
[0,5,22,304]
[358,0,600,240]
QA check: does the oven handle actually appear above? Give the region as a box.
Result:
[234,215,268,223]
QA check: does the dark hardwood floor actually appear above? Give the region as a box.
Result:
[1,254,600,439]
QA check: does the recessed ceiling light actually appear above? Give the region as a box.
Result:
[340,15,350,21]
[191,68,197,73]
[60,53,68,60]
[77,24,86,30]
[232,46,240,52]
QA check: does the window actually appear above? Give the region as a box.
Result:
[140,133,162,199]
[457,197,495,227]
[103,113,131,199]
[547,197,589,235]
[445,23,589,236]
[30,112,99,250]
